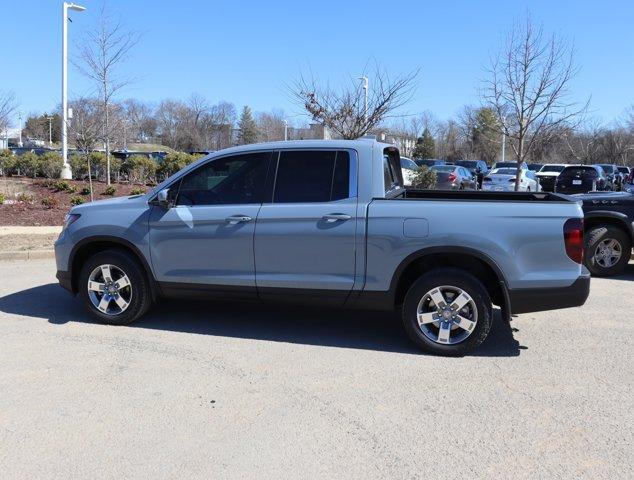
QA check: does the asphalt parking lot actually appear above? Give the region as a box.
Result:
[0,259,632,479]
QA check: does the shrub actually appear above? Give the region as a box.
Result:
[0,149,16,175]
[0,193,5,204]
[54,180,72,192]
[41,196,59,209]
[38,152,64,178]
[17,192,34,203]
[66,185,77,194]
[69,153,88,179]
[70,195,85,206]
[130,187,146,195]
[16,152,39,177]
[80,186,91,195]
[40,179,56,188]
[123,155,158,185]
[410,166,437,189]
[157,152,196,180]
[104,185,116,196]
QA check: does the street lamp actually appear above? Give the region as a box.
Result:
[358,76,368,121]
[284,119,288,141]
[47,116,54,146]
[61,2,86,179]
[18,112,22,147]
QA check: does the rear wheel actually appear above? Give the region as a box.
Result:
[78,249,153,324]
[585,226,631,276]
[402,268,493,355]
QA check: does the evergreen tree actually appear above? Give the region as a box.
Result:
[412,128,436,159]
[237,106,258,145]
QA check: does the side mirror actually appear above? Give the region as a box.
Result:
[150,188,174,209]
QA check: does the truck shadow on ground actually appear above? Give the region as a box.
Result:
[0,283,523,357]
[604,262,634,281]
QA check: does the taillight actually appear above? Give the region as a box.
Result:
[563,218,584,264]
[448,173,456,182]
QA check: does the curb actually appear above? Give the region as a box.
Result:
[0,250,55,261]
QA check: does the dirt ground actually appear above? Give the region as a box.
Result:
[0,177,148,226]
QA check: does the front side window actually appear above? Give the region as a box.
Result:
[176,152,270,205]
[273,150,351,203]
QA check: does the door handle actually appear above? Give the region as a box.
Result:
[322,213,352,222]
[225,215,252,224]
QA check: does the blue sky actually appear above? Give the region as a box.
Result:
[4,0,633,126]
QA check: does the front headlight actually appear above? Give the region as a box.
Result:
[62,213,81,231]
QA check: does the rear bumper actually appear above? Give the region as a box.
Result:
[56,270,74,294]
[508,274,590,314]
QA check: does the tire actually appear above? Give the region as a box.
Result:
[78,249,153,325]
[584,226,631,277]
[401,267,493,356]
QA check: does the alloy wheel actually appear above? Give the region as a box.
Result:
[87,264,133,315]
[416,285,478,345]
[594,238,622,268]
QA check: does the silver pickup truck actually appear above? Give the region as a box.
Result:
[55,139,590,355]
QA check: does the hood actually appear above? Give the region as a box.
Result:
[70,193,148,214]
[536,171,561,177]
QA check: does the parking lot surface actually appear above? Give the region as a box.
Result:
[0,259,632,479]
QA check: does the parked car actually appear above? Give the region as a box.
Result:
[482,168,540,192]
[55,139,590,356]
[454,160,489,188]
[491,160,529,170]
[527,163,544,172]
[575,191,634,276]
[596,164,623,191]
[400,156,420,187]
[536,164,569,192]
[430,165,478,190]
[555,165,609,194]
[617,166,631,185]
[414,158,446,167]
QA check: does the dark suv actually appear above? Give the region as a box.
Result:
[576,191,634,276]
[596,164,623,191]
[555,165,608,194]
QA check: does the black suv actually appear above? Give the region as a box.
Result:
[555,165,609,194]
[576,192,634,276]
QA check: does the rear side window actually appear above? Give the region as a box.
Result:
[273,150,350,203]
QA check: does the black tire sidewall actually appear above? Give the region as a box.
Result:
[585,226,631,276]
[402,268,492,356]
[78,249,150,325]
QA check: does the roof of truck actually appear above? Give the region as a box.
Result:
[205,138,394,157]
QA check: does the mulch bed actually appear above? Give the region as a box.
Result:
[0,177,149,226]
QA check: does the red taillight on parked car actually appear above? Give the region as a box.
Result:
[448,173,456,182]
[563,218,584,264]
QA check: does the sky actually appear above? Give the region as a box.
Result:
[3,0,634,127]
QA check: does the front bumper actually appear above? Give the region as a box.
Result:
[508,274,591,314]
[56,270,74,294]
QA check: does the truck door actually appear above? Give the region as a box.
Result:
[254,149,358,305]
[148,151,272,294]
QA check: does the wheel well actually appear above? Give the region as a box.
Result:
[393,253,505,308]
[70,240,154,296]
[584,217,632,241]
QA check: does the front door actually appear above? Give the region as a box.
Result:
[254,149,358,305]
[149,151,272,294]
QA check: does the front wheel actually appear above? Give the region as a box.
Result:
[402,268,493,355]
[78,249,153,325]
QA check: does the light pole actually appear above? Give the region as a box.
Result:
[61,2,86,179]
[501,130,506,162]
[17,112,23,147]
[358,76,368,121]
[47,116,54,146]
[284,119,288,141]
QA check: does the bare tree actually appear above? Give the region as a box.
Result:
[482,16,587,189]
[68,98,103,200]
[75,4,139,184]
[291,65,419,139]
[0,90,18,135]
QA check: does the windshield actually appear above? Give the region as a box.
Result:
[617,167,629,174]
[527,164,543,171]
[494,162,517,169]
[400,157,419,170]
[598,164,614,174]
[539,165,565,173]
[491,168,517,175]
[415,159,441,167]
[431,166,455,173]
[456,161,477,169]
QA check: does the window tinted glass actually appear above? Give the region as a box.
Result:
[177,152,270,205]
[540,165,565,173]
[598,165,614,174]
[274,150,350,203]
[384,156,397,192]
[560,167,597,178]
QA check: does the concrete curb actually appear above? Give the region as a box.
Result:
[0,250,55,261]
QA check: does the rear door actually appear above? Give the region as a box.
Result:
[254,149,358,305]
